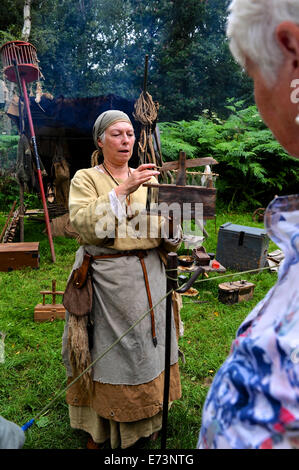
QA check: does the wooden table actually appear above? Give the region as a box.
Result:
[178,260,226,275]
[176,261,226,297]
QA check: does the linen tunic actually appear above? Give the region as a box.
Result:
[62,167,182,435]
[198,194,299,449]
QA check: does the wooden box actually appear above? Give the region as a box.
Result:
[216,223,269,271]
[218,280,255,304]
[193,246,210,266]
[34,304,65,322]
[0,242,39,272]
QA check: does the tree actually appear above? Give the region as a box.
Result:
[0,0,24,43]
[127,0,208,120]
[22,0,32,41]
[1,0,254,121]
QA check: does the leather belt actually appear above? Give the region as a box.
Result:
[92,250,157,347]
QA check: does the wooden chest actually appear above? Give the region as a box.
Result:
[218,280,255,304]
[0,242,40,272]
[34,304,65,322]
[216,223,269,271]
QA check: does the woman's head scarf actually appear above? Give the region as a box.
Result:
[93,110,132,149]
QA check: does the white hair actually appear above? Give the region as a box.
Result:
[98,130,105,143]
[227,0,299,86]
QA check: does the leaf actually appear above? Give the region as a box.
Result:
[36,417,50,428]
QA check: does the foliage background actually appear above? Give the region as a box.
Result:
[0,0,298,451]
[159,102,299,210]
[2,0,296,213]
[1,101,298,212]
[0,0,254,122]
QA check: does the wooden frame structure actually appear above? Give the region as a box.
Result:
[144,151,218,221]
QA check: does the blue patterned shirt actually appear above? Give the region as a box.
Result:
[198,194,299,449]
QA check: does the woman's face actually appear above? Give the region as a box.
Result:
[97,121,135,165]
[246,57,299,158]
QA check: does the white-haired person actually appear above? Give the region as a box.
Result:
[198,0,299,449]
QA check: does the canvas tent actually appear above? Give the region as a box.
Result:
[8,92,144,182]
[6,93,158,239]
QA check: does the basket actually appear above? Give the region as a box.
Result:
[0,40,40,83]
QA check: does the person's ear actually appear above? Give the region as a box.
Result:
[97,138,104,149]
[276,21,299,69]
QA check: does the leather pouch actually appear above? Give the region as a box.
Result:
[63,253,93,317]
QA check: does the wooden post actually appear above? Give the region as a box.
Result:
[52,279,56,305]
[176,151,186,186]
[161,252,178,450]
[19,182,24,242]
[143,54,149,94]
[0,200,17,243]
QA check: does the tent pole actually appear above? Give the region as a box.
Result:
[20,75,56,262]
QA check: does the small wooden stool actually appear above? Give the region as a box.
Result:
[34,280,65,322]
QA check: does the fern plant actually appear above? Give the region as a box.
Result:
[159,101,299,210]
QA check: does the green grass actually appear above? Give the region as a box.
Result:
[0,210,278,449]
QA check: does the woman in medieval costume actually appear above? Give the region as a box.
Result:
[62,110,182,449]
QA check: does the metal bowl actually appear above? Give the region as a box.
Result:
[178,255,194,267]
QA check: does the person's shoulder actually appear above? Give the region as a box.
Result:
[72,167,104,182]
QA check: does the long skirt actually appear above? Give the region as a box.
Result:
[62,245,182,448]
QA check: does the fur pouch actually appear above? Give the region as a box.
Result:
[67,314,94,396]
[63,253,94,396]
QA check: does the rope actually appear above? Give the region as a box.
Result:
[133,91,158,165]
[193,265,273,283]
[21,287,174,431]
[133,91,158,127]
[166,274,180,282]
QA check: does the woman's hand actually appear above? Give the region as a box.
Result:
[114,164,160,198]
